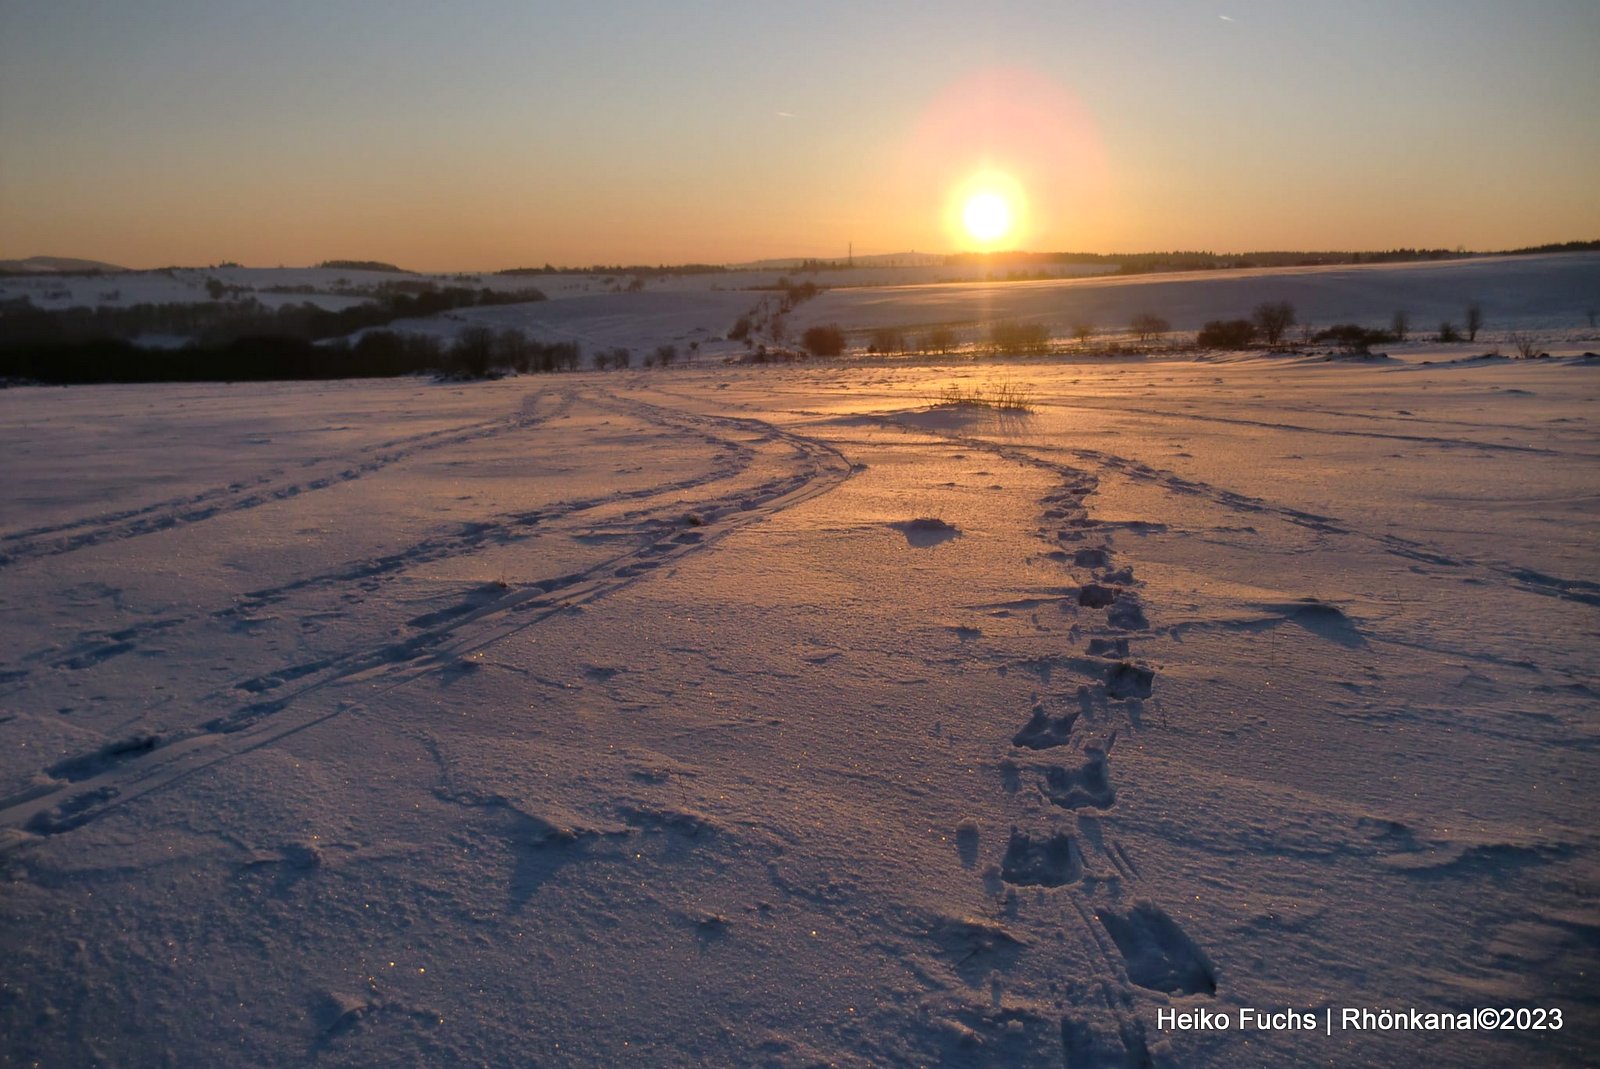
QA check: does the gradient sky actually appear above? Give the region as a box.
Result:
[2,0,1596,270]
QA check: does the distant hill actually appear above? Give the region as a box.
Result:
[0,255,128,274]
[317,260,407,273]
[730,252,945,269]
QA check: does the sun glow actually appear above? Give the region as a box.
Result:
[946,171,1029,251]
[905,68,1111,255]
[962,192,1013,243]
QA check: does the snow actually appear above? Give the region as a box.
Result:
[364,253,1600,366]
[1,260,1597,1068]
[783,253,1600,335]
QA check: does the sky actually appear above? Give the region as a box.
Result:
[1,0,1597,270]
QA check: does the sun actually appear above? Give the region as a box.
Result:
[962,192,1013,243]
[946,171,1027,250]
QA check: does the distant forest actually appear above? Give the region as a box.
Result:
[492,240,1597,278]
[943,240,1600,276]
[498,263,728,278]
[317,259,406,273]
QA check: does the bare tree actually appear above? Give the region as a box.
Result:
[1465,301,1483,342]
[450,326,496,377]
[1252,301,1296,347]
[1390,310,1409,341]
[870,327,907,353]
[920,326,958,354]
[1129,313,1169,344]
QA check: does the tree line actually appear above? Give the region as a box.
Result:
[1196,299,1491,352]
[0,285,556,384]
[0,325,583,386]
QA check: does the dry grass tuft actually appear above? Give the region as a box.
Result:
[931,380,1036,412]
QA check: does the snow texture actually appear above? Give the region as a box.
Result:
[1,257,1597,1068]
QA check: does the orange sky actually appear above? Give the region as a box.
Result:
[2,2,1596,270]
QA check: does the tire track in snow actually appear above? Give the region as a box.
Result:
[0,390,853,849]
[0,391,569,569]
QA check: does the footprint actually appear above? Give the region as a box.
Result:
[1078,584,1118,608]
[1105,662,1154,700]
[955,820,980,868]
[1042,749,1115,810]
[1107,600,1148,631]
[1001,828,1082,887]
[1097,902,1216,995]
[1012,701,1079,750]
[1085,638,1128,659]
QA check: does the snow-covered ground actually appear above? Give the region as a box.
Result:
[365,253,1600,365]
[1,267,1597,1067]
[7,256,1595,373]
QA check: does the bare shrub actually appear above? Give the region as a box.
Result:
[1508,332,1541,359]
[1465,301,1483,341]
[594,346,632,370]
[989,320,1050,354]
[1196,319,1257,348]
[801,324,846,357]
[1313,324,1389,354]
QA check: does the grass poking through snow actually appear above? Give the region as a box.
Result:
[931,381,1037,412]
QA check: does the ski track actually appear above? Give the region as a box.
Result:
[1098,403,1570,457]
[990,437,1598,608]
[0,393,569,569]
[0,388,853,848]
[0,389,764,688]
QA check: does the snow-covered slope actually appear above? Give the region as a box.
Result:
[786,252,1600,336]
[0,287,1595,1066]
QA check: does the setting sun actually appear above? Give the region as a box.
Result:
[962,192,1013,243]
[945,170,1029,250]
